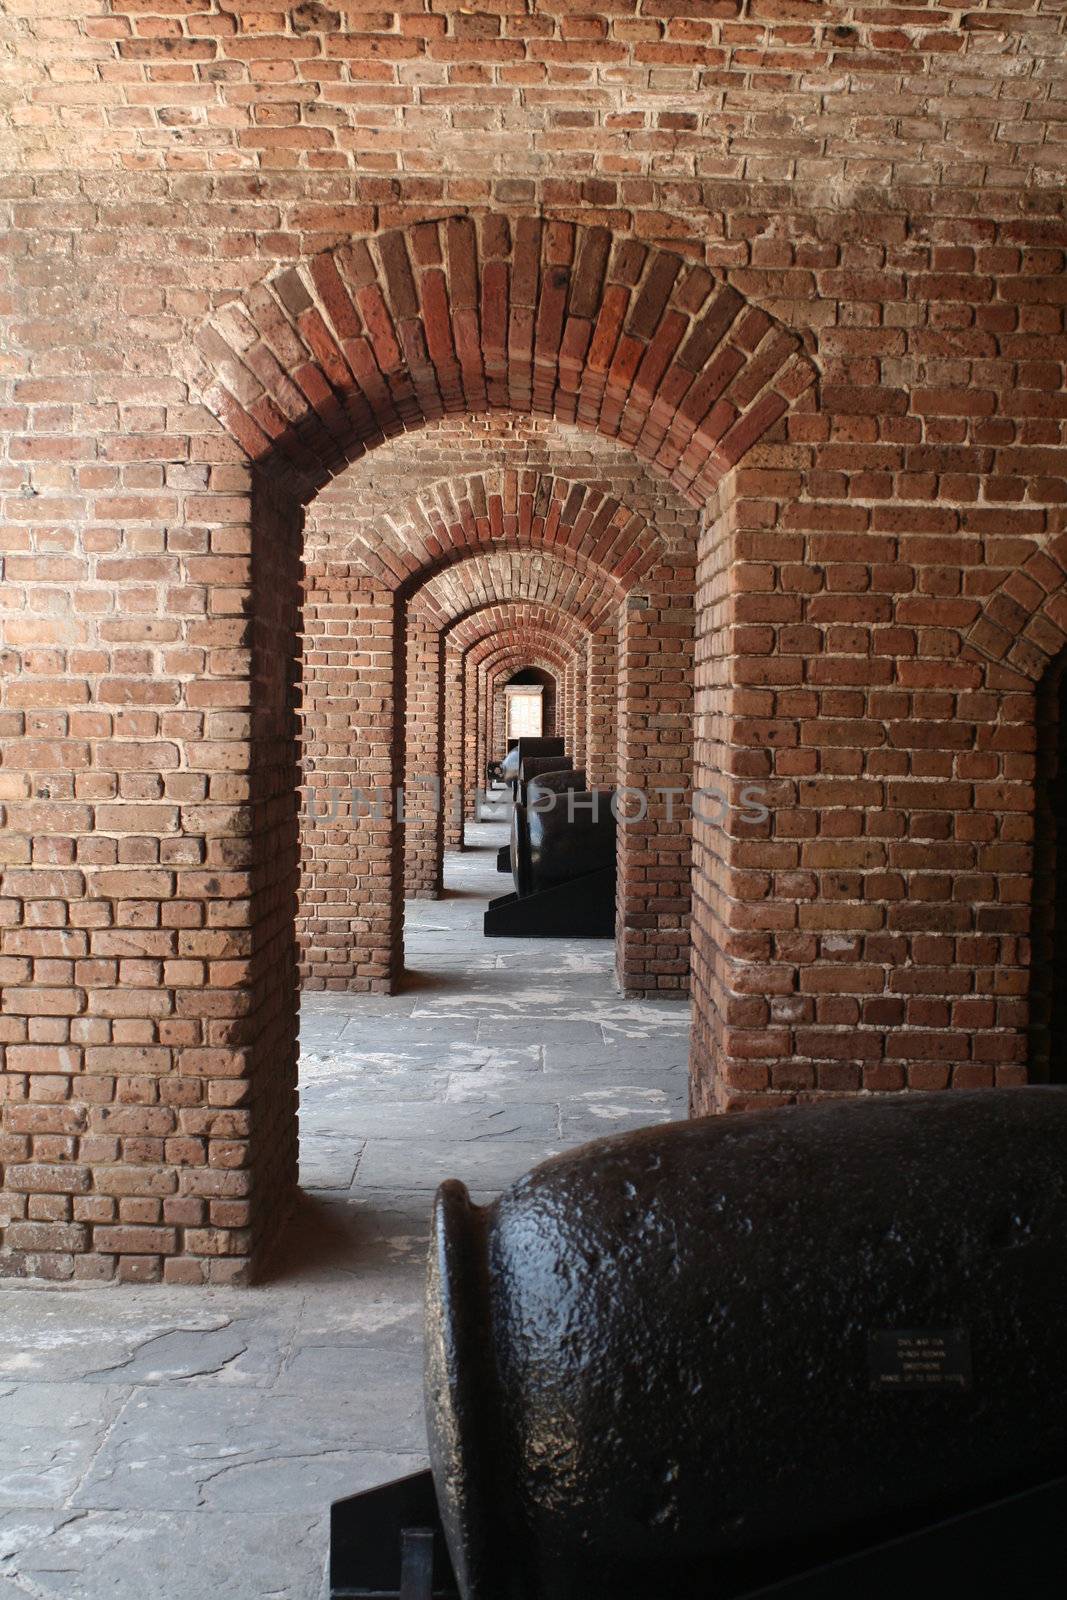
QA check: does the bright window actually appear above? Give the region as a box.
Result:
[507,688,543,739]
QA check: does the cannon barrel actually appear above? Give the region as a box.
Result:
[510,787,615,897]
[426,1088,1067,1600]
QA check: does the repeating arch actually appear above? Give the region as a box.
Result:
[354,467,670,593]
[446,598,594,655]
[409,546,619,632]
[188,213,818,507]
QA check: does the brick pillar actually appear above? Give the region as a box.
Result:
[586,626,618,788]
[0,463,308,1286]
[689,469,1035,1116]
[443,641,465,851]
[542,670,557,739]
[299,565,403,991]
[688,481,742,1114]
[464,653,481,822]
[403,614,444,898]
[571,655,587,772]
[561,664,573,753]
[491,673,508,768]
[616,564,695,997]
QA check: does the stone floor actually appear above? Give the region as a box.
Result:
[0,822,690,1599]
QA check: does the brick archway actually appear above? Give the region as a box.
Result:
[480,647,574,771]
[188,213,818,508]
[472,631,585,799]
[33,213,815,1281]
[438,593,602,803]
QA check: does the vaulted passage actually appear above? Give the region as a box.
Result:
[4,5,1067,1595]
[2,11,1065,1298]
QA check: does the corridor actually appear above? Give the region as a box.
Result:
[0,824,689,1599]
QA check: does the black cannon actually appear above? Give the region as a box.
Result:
[518,766,587,809]
[484,787,615,937]
[331,1087,1067,1598]
[498,737,564,791]
[424,1087,1067,1598]
[495,767,586,871]
[515,753,573,802]
[491,740,569,871]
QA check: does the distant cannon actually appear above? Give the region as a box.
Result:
[485,787,616,936]
[485,740,519,787]
[497,737,564,793]
[489,740,570,872]
[515,754,574,803]
[332,1087,1067,1599]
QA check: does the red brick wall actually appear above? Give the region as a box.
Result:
[2,0,1065,1280]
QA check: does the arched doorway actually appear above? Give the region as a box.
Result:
[157,213,816,1275]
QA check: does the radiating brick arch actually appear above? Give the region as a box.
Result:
[187,214,818,507]
[447,598,592,653]
[410,546,618,633]
[964,535,1067,682]
[304,416,704,575]
[457,617,588,817]
[350,466,668,594]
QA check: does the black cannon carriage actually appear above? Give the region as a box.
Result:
[332,1087,1067,1600]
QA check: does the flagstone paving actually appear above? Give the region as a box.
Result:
[0,823,689,1598]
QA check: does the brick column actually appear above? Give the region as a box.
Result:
[689,480,744,1114]
[403,613,444,898]
[586,626,618,788]
[491,672,508,766]
[616,564,695,997]
[299,565,403,991]
[561,664,573,752]
[465,653,481,822]
[543,670,558,740]
[689,467,1036,1115]
[443,640,465,850]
